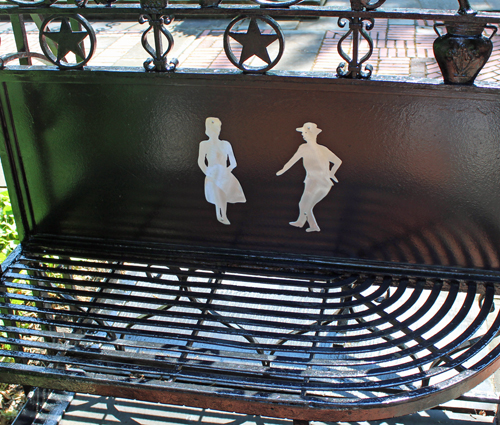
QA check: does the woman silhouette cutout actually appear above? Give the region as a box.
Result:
[198,117,246,225]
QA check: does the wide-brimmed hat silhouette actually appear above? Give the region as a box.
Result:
[296,122,322,136]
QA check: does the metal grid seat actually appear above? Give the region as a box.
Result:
[2,245,500,422]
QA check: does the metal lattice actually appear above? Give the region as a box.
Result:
[1,246,500,421]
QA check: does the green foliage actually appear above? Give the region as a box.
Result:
[0,190,18,263]
[0,190,18,363]
[0,194,21,422]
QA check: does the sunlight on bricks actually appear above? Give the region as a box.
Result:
[1,18,500,81]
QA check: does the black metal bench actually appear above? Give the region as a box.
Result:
[2,0,500,422]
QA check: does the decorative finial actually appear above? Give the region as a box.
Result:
[457,0,476,15]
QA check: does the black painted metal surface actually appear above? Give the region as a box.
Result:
[1,3,500,418]
[2,70,500,271]
[11,388,73,425]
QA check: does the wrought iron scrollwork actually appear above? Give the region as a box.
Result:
[337,17,374,79]
[223,15,284,74]
[362,0,386,9]
[0,52,52,69]
[139,14,178,72]
[39,15,96,69]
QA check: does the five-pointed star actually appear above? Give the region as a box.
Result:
[229,18,279,66]
[43,18,88,63]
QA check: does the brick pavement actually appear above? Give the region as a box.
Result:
[2,8,500,82]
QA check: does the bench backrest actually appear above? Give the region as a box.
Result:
[1,68,500,271]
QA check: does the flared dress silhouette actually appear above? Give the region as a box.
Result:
[198,117,246,225]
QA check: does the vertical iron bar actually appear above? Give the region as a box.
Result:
[0,247,23,355]
[351,18,360,78]
[70,19,86,61]
[29,267,54,338]
[457,0,475,14]
[153,15,163,61]
[0,84,35,241]
[176,278,220,367]
[10,15,31,66]
[301,283,330,398]
[31,14,58,55]
[0,288,20,355]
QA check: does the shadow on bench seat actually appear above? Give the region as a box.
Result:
[2,240,500,422]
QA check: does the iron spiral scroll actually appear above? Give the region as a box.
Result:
[139,14,178,72]
[337,16,375,79]
[1,248,500,420]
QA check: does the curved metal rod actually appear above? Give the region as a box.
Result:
[223,15,285,74]
[361,0,386,10]
[421,336,483,387]
[5,0,57,6]
[352,311,426,377]
[337,17,353,65]
[174,279,275,368]
[0,52,52,69]
[358,18,375,65]
[336,16,374,79]
[121,267,185,332]
[251,0,303,7]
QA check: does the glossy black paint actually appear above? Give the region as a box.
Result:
[1,249,500,422]
[1,69,500,270]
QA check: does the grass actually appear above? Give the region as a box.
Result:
[0,190,22,425]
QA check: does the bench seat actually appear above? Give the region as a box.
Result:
[2,241,500,422]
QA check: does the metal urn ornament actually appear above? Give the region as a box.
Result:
[433,22,497,85]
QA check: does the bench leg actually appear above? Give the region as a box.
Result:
[12,388,73,425]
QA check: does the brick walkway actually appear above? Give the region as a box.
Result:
[2,12,500,82]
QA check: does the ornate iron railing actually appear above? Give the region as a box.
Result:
[1,0,500,83]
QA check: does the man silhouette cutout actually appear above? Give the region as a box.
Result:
[276,122,342,232]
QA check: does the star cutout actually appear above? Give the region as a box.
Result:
[229,18,279,66]
[43,19,88,63]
